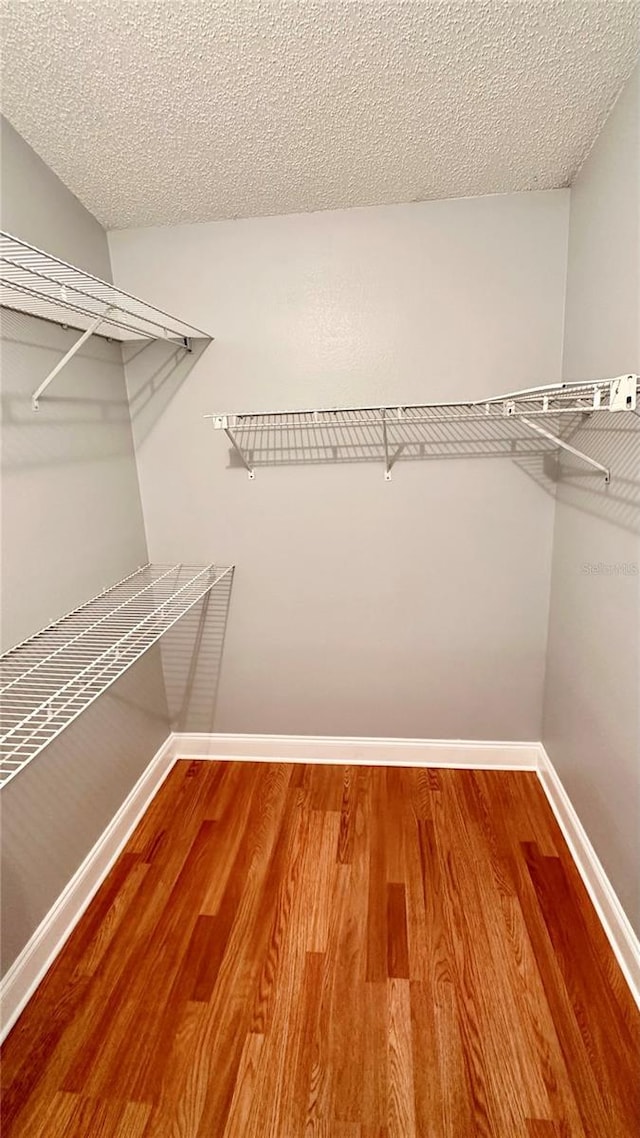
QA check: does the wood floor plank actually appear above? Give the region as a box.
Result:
[407,767,433,822]
[414,817,476,1137]
[385,767,407,885]
[387,978,416,1137]
[430,786,500,1137]
[304,809,342,953]
[29,1091,82,1138]
[461,773,588,1136]
[180,767,297,1136]
[1,764,212,1134]
[524,841,640,1133]
[524,772,640,1034]
[65,815,220,1101]
[221,1032,265,1138]
[455,773,568,1125]
[140,1000,207,1138]
[198,760,259,914]
[241,800,314,1135]
[126,760,194,855]
[118,1101,153,1137]
[2,761,639,1138]
[361,981,389,1132]
[387,883,410,979]
[297,861,354,1130]
[309,762,345,812]
[366,767,388,983]
[288,951,326,1135]
[330,790,369,1124]
[0,851,146,1108]
[337,765,364,865]
[32,1092,138,1138]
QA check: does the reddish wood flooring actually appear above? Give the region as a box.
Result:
[2,761,639,1136]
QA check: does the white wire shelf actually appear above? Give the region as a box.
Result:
[0,230,212,409]
[208,375,639,482]
[0,563,233,789]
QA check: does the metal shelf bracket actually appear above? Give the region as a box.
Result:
[382,408,392,480]
[519,416,611,483]
[32,309,111,410]
[610,373,637,412]
[213,415,255,479]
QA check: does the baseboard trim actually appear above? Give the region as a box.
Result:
[0,735,177,1043]
[536,744,640,1009]
[167,731,540,769]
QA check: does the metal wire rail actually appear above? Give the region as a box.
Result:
[208,374,639,481]
[0,563,233,788]
[0,231,212,409]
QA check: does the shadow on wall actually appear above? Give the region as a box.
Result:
[1,310,132,468]
[158,567,235,733]
[0,565,235,973]
[552,411,639,533]
[0,573,235,975]
[77,564,235,738]
[0,647,170,976]
[218,409,640,535]
[516,409,640,534]
[0,310,206,466]
[123,337,209,446]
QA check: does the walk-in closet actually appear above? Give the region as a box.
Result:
[1,2,639,1135]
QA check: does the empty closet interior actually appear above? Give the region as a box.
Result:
[0,2,639,1135]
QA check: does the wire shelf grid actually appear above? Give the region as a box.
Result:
[212,377,639,431]
[0,231,210,343]
[0,563,233,788]
[209,376,639,481]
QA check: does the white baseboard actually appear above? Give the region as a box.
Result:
[166,731,540,769]
[2,732,638,1042]
[537,744,640,1009]
[0,735,177,1043]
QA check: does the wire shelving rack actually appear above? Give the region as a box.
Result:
[208,374,639,482]
[0,231,212,408]
[0,563,233,789]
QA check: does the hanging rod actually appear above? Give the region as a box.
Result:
[207,375,638,482]
[0,563,234,788]
[0,231,213,410]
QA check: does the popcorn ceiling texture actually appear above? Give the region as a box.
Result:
[1,0,639,230]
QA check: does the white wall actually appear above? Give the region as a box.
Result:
[543,68,640,932]
[0,119,170,972]
[0,117,112,282]
[0,652,169,974]
[0,308,151,649]
[109,190,569,740]
[1,116,149,646]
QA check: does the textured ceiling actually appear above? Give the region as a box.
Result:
[1,1,639,230]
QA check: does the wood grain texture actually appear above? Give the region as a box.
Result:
[2,762,639,1137]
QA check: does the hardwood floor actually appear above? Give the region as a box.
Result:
[2,761,639,1136]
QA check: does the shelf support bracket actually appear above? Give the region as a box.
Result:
[382,408,392,481]
[520,416,610,483]
[215,417,254,479]
[32,310,110,411]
